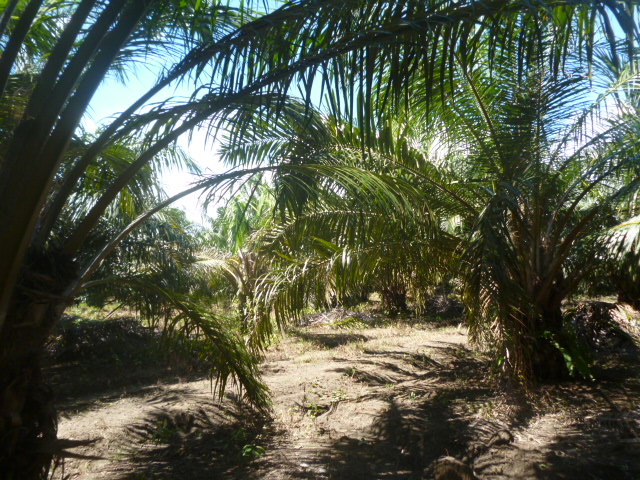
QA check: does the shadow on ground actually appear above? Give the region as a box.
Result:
[112,395,279,480]
[311,344,519,480]
[288,329,369,349]
[113,341,529,480]
[54,316,640,480]
[474,338,640,480]
[119,344,522,480]
[47,317,209,416]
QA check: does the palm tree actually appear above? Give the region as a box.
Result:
[0,2,277,475]
[220,40,640,382]
[197,180,276,332]
[447,64,635,381]
[601,217,640,309]
[214,98,466,347]
[77,207,269,408]
[203,178,275,254]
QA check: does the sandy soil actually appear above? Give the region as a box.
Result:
[51,318,640,479]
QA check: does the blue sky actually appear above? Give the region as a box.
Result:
[84,0,291,226]
[86,65,226,226]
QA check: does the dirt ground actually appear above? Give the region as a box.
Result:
[50,313,640,480]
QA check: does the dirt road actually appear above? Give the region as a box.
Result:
[53,320,640,479]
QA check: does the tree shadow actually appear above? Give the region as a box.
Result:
[302,388,499,480]
[536,411,640,479]
[56,379,209,419]
[533,353,640,479]
[114,394,280,480]
[473,392,640,479]
[473,344,640,479]
[288,329,369,349]
[46,317,211,416]
[311,343,530,479]
[334,366,396,386]
[55,317,640,479]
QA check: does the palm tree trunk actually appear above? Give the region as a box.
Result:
[0,0,148,326]
[530,306,569,381]
[381,283,408,316]
[0,254,76,479]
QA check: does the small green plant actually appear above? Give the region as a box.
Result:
[332,316,366,329]
[331,388,349,401]
[306,403,322,417]
[231,427,248,443]
[241,444,265,460]
[303,402,329,417]
[151,418,177,444]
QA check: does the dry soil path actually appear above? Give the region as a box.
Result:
[54,322,640,479]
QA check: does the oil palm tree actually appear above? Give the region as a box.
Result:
[220,39,640,382]
[216,97,464,340]
[196,180,276,332]
[600,216,640,308]
[0,2,275,475]
[77,207,268,409]
[447,64,638,381]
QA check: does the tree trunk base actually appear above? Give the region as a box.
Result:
[1,357,57,479]
[381,287,408,317]
[530,338,570,381]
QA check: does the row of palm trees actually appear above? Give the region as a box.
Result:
[0,0,639,477]
[211,49,638,380]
